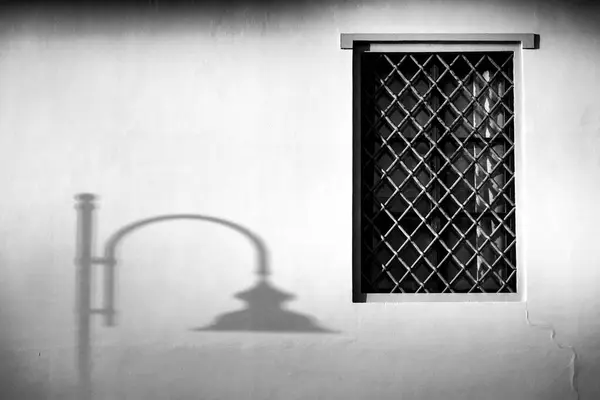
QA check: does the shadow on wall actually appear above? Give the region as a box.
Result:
[2,0,598,24]
[0,345,53,400]
[75,193,337,333]
[0,0,364,25]
[0,251,47,399]
[0,306,79,399]
[193,277,336,333]
[75,193,338,399]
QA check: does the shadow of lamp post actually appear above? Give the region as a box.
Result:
[74,193,336,400]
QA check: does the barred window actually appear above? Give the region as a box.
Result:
[344,35,536,300]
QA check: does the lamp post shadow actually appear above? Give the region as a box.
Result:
[74,193,339,399]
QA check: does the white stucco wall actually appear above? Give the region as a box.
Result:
[0,0,599,399]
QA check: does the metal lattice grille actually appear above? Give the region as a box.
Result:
[361,51,517,294]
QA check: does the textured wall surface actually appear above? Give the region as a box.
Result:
[0,0,599,399]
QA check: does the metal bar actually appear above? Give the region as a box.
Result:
[353,44,367,302]
[89,309,109,315]
[368,43,518,53]
[341,33,539,50]
[103,258,117,326]
[74,193,95,400]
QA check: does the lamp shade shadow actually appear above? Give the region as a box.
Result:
[192,278,336,333]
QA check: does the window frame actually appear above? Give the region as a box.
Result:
[344,34,538,303]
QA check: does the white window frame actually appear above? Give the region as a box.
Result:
[343,33,538,303]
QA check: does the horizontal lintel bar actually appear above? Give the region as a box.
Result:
[341,33,539,50]
[91,257,114,265]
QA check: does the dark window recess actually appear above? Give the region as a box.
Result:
[360,52,517,293]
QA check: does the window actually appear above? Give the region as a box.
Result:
[343,34,538,301]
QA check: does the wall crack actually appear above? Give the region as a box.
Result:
[524,302,580,400]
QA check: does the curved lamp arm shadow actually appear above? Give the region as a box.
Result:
[103,214,269,277]
[99,214,269,327]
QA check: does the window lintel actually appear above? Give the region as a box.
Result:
[340,33,539,50]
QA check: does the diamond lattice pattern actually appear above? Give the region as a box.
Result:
[361,52,517,293]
